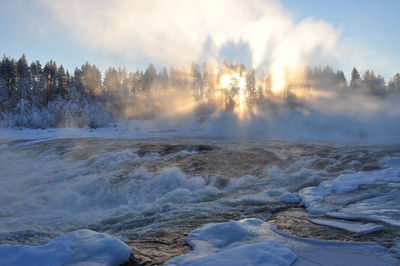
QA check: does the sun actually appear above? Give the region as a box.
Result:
[217,70,249,119]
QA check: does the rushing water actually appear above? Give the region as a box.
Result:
[0,138,399,250]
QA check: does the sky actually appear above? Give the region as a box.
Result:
[282,0,400,78]
[0,0,399,79]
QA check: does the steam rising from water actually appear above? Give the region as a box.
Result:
[40,0,338,92]
[33,0,400,140]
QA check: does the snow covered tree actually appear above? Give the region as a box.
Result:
[15,98,30,116]
[66,85,82,103]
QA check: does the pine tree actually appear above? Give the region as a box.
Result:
[0,56,17,101]
[350,67,360,89]
[104,67,119,93]
[191,63,202,98]
[17,54,30,78]
[394,73,400,91]
[202,63,210,98]
[72,67,85,96]
[30,61,42,82]
[15,55,32,103]
[42,60,58,103]
[0,77,9,112]
[362,70,386,96]
[118,67,129,96]
[81,63,102,97]
[57,65,69,96]
[132,70,143,95]
[160,67,169,90]
[336,70,347,89]
[246,69,256,101]
[143,64,157,93]
[16,78,30,103]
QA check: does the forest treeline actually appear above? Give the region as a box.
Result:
[0,54,399,128]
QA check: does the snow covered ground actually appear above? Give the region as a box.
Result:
[0,119,400,265]
[1,107,400,144]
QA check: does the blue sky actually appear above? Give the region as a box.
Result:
[0,0,398,79]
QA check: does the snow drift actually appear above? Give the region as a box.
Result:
[0,229,131,266]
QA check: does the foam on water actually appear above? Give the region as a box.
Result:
[0,141,293,244]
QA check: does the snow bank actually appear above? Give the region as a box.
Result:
[166,218,398,266]
[166,219,297,266]
[171,241,297,266]
[298,162,400,213]
[327,167,400,194]
[309,218,384,234]
[0,229,131,266]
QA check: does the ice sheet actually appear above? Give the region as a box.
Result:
[298,162,400,215]
[309,218,383,234]
[327,191,400,226]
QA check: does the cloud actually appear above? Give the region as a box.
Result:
[38,0,339,71]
